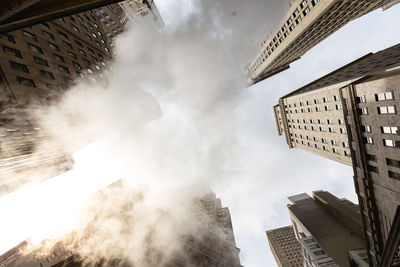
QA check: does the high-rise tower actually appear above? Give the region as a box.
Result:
[274,43,400,266]
[246,0,400,85]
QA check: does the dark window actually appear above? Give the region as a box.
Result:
[40,69,54,79]
[387,158,400,168]
[0,33,15,43]
[88,48,95,55]
[366,154,377,162]
[42,22,50,29]
[3,46,22,58]
[68,51,77,59]
[75,40,83,48]
[34,56,49,67]
[58,30,69,39]
[79,49,86,56]
[58,65,70,73]
[53,54,65,62]
[10,61,29,73]
[22,30,37,41]
[63,41,73,50]
[69,16,76,22]
[45,83,60,91]
[83,58,91,65]
[72,25,80,32]
[28,43,43,54]
[42,30,54,40]
[367,165,379,173]
[91,56,97,62]
[17,77,35,87]
[72,61,81,69]
[48,42,60,51]
[64,76,73,83]
[389,171,400,180]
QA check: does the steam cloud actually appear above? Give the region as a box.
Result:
[0,0,300,265]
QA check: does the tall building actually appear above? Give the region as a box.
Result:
[266,225,303,267]
[245,0,400,85]
[274,43,400,266]
[288,191,366,267]
[119,0,164,29]
[0,182,242,267]
[0,2,163,195]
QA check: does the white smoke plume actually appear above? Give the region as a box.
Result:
[0,0,287,265]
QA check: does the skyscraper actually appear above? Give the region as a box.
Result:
[0,2,163,195]
[274,43,400,266]
[0,181,242,267]
[266,225,303,267]
[246,0,400,85]
[288,191,366,267]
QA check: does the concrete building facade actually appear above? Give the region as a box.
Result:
[288,191,366,267]
[246,0,400,85]
[266,225,303,267]
[0,2,163,195]
[274,43,400,266]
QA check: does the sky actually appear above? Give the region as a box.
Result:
[153,1,400,266]
[0,1,400,267]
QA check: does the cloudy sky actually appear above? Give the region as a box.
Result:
[154,1,400,266]
[0,1,400,267]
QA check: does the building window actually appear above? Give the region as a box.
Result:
[342,142,349,148]
[340,128,347,134]
[42,30,54,40]
[0,33,15,43]
[58,65,70,73]
[367,165,379,173]
[79,49,87,56]
[323,145,329,151]
[321,138,327,144]
[17,77,35,87]
[10,61,29,73]
[83,58,91,66]
[363,137,373,144]
[40,70,54,79]
[315,106,321,112]
[53,54,65,62]
[328,127,335,133]
[87,68,93,74]
[72,61,81,69]
[378,106,396,114]
[72,25,80,32]
[375,92,394,101]
[22,30,37,41]
[64,76,73,83]
[313,250,325,256]
[308,244,320,249]
[63,41,73,50]
[325,105,331,111]
[42,22,50,29]
[67,51,77,59]
[389,171,400,180]
[334,95,341,101]
[76,71,84,78]
[361,125,371,133]
[293,9,299,17]
[387,158,400,168]
[28,43,43,54]
[358,107,368,115]
[356,95,367,103]
[45,83,60,91]
[303,7,310,16]
[311,0,320,6]
[344,150,351,157]
[48,42,60,51]
[366,154,377,162]
[381,126,399,134]
[327,119,333,124]
[58,30,69,39]
[75,40,83,48]
[338,119,345,125]
[331,140,338,146]
[384,139,400,148]
[34,56,48,67]
[287,18,292,25]
[319,126,326,132]
[336,104,342,110]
